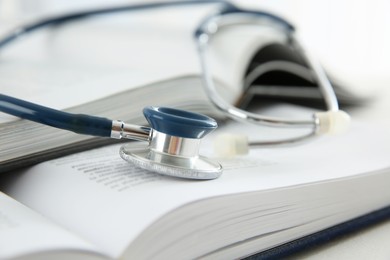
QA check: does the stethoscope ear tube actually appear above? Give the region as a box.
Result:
[0,1,235,50]
[195,9,350,150]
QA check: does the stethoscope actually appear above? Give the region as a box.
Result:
[0,1,350,180]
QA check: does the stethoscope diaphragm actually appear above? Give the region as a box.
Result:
[120,142,222,180]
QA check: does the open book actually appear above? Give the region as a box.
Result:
[1,105,390,259]
[2,6,388,258]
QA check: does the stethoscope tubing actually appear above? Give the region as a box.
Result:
[0,0,231,50]
[0,94,113,137]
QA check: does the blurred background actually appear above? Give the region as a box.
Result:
[1,0,389,122]
[1,0,389,85]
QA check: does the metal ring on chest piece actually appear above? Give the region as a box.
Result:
[120,106,222,180]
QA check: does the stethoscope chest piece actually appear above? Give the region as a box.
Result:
[119,107,223,180]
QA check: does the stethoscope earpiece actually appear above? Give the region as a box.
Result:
[214,134,249,158]
[120,106,223,180]
[315,110,351,135]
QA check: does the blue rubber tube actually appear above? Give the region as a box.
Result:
[0,0,234,49]
[0,1,294,50]
[0,94,112,137]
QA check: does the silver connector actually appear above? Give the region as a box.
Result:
[111,120,151,142]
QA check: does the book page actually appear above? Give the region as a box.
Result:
[0,191,104,259]
[1,104,390,258]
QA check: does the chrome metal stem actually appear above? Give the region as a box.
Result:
[111,120,151,142]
